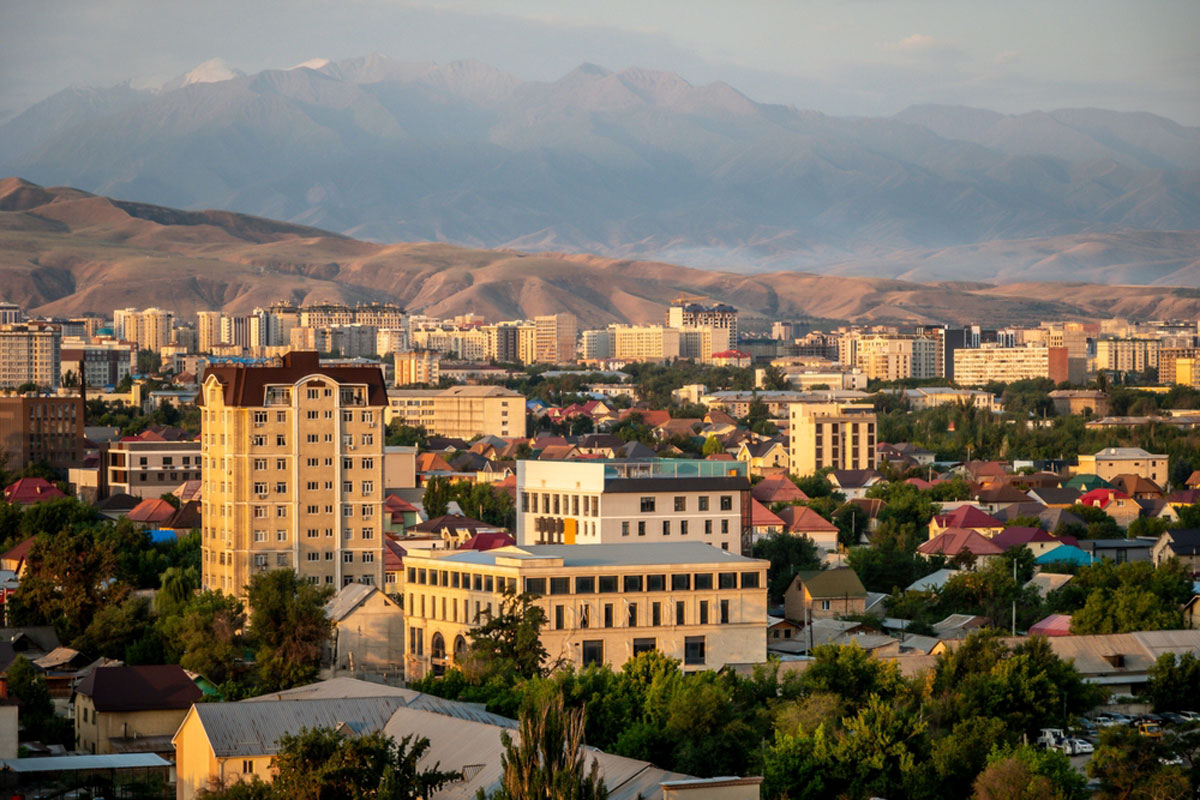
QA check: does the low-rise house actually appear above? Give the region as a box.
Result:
[95,492,140,520]
[929,506,1004,538]
[1078,488,1141,527]
[1151,529,1200,571]
[383,537,405,593]
[325,584,405,675]
[1025,572,1073,599]
[748,499,785,541]
[3,478,65,505]
[974,485,1032,514]
[409,514,506,547]
[1109,474,1164,500]
[0,538,35,578]
[992,502,1050,524]
[777,506,839,552]
[1076,538,1155,564]
[826,469,882,500]
[1029,614,1073,637]
[918,529,1004,565]
[1025,487,1081,509]
[1035,545,1093,568]
[783,568,867,623]
[767,616,802,647]
[990,526,1066,558]
[931,613,988,640]
[905,568,961,593]
[750,475,808,505]
[74,664,202,756]
[126,497,177,525]
[736,439,789,477]
[1076,447,1168,487]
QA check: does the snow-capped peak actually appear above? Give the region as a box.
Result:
[289,58,331,71]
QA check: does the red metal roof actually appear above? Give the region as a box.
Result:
[3,478,66,505]
[918,528,1004,557]
[1029,613,1073,637]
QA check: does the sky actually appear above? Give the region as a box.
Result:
[2,0,1198,124]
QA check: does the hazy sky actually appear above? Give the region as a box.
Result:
[2,0,1198,123]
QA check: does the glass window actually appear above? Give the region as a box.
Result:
[671,573,690,591]
[674,496,686,512]
[680,520,688,536]
[651,602,661,626]
[640,497,655,512]
[524,577,547,595]
[675,600,686,625]
[684,636,706,665]
[623,575,643,592]
[579,604,590,628]
[718,572,737,589]
[555,605,565,630]
[646,574,666,592]
[694,574,713,590]
[740,571,761,589]
[575,576,596,594]
[485,576,494,592]
[627,603,638,627]
[581,640,604,666]
[698,496,710,511]
[699,600,709,625]
[632,637,655,656]
[637,521,646,536]
[604,603,614,628]
[598,575,618,593]
[720,495,733,511]
[550,577,571,595]
[720,599,730,624]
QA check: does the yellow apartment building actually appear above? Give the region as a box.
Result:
[393,349,441,386]
[384,385,523,439]
[1076,447,1169,487]
[788,402,877,477]
[401,542,768,679]
[199,351,388,595]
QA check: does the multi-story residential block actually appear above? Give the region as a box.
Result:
[114,308,174,352]
[0,302,21,325]
[667,301,737,353]
[483,321,535,364]
[914,325,968,379]
[393,349,441,386]
[1160,347,1200,385]
[196,311,223,353]
[199,351,388,595]
[401,541,767,679]
[1076,447,1168,487]
[60,338,137,388]
[788,402,877,477]
[1095,338,1159,375]
[0,322,62,389]
[410,326,489,361]
[517,459,750,553]
[534,313,578,364]
[677,328,715,364]
[105,434,202,499]
[0,395,83,471]
[1176,358,1200,388]
[612,325,680,363]
[853,335,937,381]
[952,345,1072,385]
[384,385,523,439]
[581,329,615,360]
[903,387,998,411]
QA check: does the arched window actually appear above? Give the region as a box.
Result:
[453,635,468,660]
[431,633,446,660]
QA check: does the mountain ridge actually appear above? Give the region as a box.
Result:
[2,178,1197,329]
[2,56,1198,282]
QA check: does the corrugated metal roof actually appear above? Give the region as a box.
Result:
[195,697,406,757]
[325,583,379,621]
[432,543,765,568]
[0,753,170,773]
[242,677,419,703]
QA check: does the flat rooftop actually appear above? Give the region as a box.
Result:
[422,542,765,568]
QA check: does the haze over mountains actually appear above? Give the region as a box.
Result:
[3,178,1198,328]
[2,55,1198,283]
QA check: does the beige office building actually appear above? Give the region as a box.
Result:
[517,459,750,553]
[402,542,768,679]
[0,323,61,389]
[385,385,523,439]
[953,346,1071,385]
[788,402,877,477]
[199,351,388,595]
[105,438,202,499]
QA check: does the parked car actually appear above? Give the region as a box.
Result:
[1062,738,1094,756]
[1178,711,1200,721]
[1135,713,1163,725]
[1094,715,1123,728]
[1159,712,1188,725]
[1138,722,1163,738]
[1037,728,1067,749]
[1159,754,1184,766]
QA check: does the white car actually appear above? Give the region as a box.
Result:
[1063,738,1094,756]
[1178,711,1200,721]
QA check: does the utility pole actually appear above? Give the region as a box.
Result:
[1012,555,1017,636]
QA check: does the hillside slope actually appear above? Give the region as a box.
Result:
[2,178,1197,327]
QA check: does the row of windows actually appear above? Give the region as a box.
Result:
[579,636,707,666]
[621,518,729,537]
[555,598,734,629]
[251,456,375,470]
[405,568,760,593]
[252,480,375,495]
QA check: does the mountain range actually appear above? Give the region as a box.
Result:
[3,178,1198,328]
[1,56,1198,283]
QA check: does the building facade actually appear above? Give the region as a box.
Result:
[517,459,750,553]
[1161,347,1200,386]
[393,349,441,386]
[385,386,523,439]
[199,351,388,595]
[1076,447,1169,487]
[60,338,137,388]
[534,313,578,364]
[667,302,738,353]
[0,395,84,471]
[0,323,61,389]
[853,335,938,381]
[788,402,877,477]
[952,345,1071,385]
[1095,338,1159,375]
[402,542,768,679]
[105,438,203,498]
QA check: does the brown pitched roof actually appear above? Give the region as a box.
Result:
[201,351,388,408]
[918,528,1004,557]
[75,664,202,713]
[779,505,838,533]
[752,475,809,504]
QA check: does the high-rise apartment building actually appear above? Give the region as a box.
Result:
[0,395,84,471]
[197,311,223,353]
[0,323,62,389]
[394,350,441,387]
[114,308,174,352]
[60,339,138,388]
[788,402,877,477]
[384,386,523,439]
[0,303,21,325]
[1160,347,1200,385]
[534,313,577,364]
[853,335,937,381]
[1094,338,1159,375]
[612,325,680,363]
[199,351,388,595]
[667,301,737,353]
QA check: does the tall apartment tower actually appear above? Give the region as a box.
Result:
[788,402,878,477]
[115,308,174,352]
[197,311,224,353]
[0,323,62,389]
[534,313,577,364]
[667,301,738,353]
[199,351,388,596]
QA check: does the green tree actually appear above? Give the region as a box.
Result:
[386,421,429,447]
[973,745,1087,800]
[1088,726,1191,800]
[1145,651,1200,712]
[1069,585,1183,634]
[75,594,163,663]
[466,588,550,681]
[422,476,454,518]
[701,435,724,456]
[762,725,833,800]
[799,643,905,705]
[158,589,246,685]
[490,691,608,800]
[7,655,71,745]
[247,570,333,691]
[751,531,822,602]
